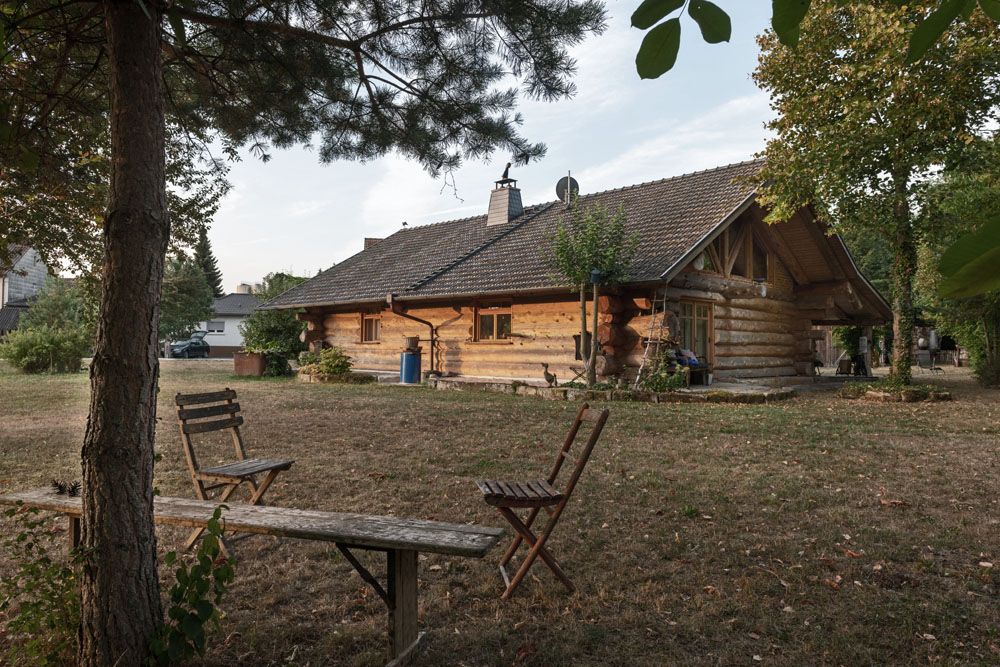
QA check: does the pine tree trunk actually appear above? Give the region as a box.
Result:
[889,179,915,384]
[79,1,167,664]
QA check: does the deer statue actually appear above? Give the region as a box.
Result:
[541,362,557,387]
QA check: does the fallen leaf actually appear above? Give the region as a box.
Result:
[824,579,840,591]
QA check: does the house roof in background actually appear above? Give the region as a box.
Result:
[0,245,30,277]
[212,293,260,316]
[0,299,30,332]
[263,161,763,309]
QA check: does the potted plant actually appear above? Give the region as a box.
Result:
[234,346,266,376]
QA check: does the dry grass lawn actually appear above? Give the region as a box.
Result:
[0,360,998,666]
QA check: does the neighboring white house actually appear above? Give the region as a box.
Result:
[0,247,49,335]
[198,292,260,357]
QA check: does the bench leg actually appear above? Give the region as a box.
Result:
[70,515,81,552]
[386,549,425,666]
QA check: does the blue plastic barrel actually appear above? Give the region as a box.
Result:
[400,352,421,384]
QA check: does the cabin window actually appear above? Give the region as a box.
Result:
[679,301,713,363]
[206,321,224,333]
[752,236,770,282]
[361,312,380,342]
[475,303,512,341]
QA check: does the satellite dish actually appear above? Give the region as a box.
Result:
[556,175,579,204]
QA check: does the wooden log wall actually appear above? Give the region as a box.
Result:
[312,299,594,382]
[306,253,821,381]
[665,267,814,380]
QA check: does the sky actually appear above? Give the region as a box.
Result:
[209,2,774,289]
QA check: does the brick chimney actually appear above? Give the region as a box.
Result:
[487,182,523,226]
[364,237,382,249]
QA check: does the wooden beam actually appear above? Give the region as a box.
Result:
[794,281,854,298]
[796,211,847,280]
[753,219,810,285]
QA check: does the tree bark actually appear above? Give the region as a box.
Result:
[79,1,167,664]
[889,177,916,384]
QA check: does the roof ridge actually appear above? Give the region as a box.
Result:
[392,159,763,233]
[405,203,557,292]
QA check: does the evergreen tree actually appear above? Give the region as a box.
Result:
[159,257,215,342]
[194,228,225,298]
[1,2,606,663]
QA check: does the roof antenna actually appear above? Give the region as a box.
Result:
[556,171,579,208]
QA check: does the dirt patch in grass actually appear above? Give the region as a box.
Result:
[1,361,999,665]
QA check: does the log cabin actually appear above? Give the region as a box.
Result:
[262,161,891,382]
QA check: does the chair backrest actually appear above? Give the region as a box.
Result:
[546,403,610,499]
[175,388,247,474]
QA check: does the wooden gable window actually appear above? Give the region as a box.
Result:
[361,311,380,342]
[475,303,512,341]
[703,220,773,283]
[679,301,713,363]
[752,235,770,282]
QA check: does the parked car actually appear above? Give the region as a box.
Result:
[170,331,211,358]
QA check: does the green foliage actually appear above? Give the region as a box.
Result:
[543,197,638,387]
[630,0,997,79]
[0,325,90,373]
[641,352,688,392]
[262,349,292,377]
[1,505,82,666]
[753,1,1000,384]
[193,228,224,299]
[147,506,235,666]
[302,346,353,377]
[544,197,638,290]
[938,214,1000,298]
[916,143,1000,387]
[160,257,214,341]
[239,273,308,358]
[18,277,91,334]
[832,326,864,357]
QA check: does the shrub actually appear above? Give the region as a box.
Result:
[148,506,235,665]
[0,325,90,373]
[1,505,82,666]
[641,351,688,393]
[314,346,353,376]
[972,353,1000,387]
[262,349,292,377]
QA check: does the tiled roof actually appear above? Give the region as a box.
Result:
[212,293,260,316]
[0,300,30,332]
[264,160,763,309]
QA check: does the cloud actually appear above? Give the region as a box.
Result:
[573,92,773,191]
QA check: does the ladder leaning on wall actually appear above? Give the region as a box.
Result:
[633,289,671,389]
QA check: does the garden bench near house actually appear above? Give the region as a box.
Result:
[0,487,503,666]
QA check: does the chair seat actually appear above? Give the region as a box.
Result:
[476,478,563,508]
[196,458,294,481]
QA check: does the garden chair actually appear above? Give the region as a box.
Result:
[175,388,294,552]
[916,350,944,375]
[475,403,610,599]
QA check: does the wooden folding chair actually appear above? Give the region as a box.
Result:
[175,388,294,553]
[475,403,610,599]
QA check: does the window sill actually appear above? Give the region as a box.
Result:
[355,341,381,345]
[468,340,514,345]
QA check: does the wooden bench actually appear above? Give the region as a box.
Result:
[0,487,503,666]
